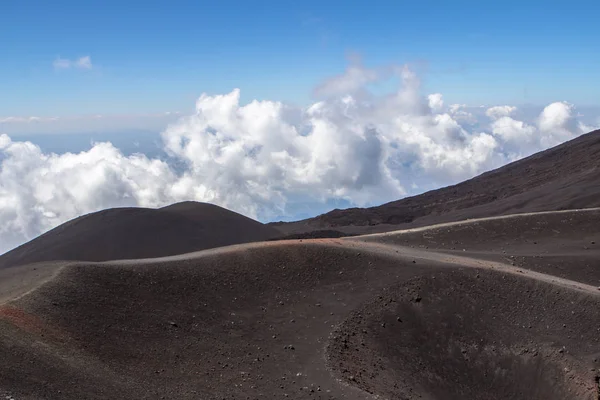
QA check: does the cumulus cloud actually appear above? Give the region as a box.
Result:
[486,105,517,120]
[428,93,444,111]
[448,104,477,124]
[488,101,593,157]
[0,64,597,254]
[53,56,93,70]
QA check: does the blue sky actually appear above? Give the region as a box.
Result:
[2,0,599,119]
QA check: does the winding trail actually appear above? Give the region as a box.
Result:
[343,238,600,297]
[354,207,600,239]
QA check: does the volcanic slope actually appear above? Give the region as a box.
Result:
[272,129,600,236]
[1,209,599,399]
[0,201,279,269]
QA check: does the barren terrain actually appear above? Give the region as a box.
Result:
[1,209,599,399]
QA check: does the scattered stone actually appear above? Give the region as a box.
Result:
[397,317,402,322]
[169,321,178,328]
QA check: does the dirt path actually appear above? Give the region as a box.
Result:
[341,238,600,297]
[354,207,600,239]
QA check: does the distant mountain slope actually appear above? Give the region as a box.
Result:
[0,201,279,268]
[273,129,600,235]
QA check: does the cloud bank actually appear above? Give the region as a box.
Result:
[0,112,182,135]
[0,64,597,254]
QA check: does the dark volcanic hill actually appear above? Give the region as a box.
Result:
[273,129,600,236]
[0,201,279,268]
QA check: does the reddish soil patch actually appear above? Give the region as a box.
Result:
[0,305,63,341]
[0,305,47,335]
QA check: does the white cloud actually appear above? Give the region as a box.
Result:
[0,63,598,254]
[0,135,180,252]
[448,104,477,124]
[491,116,536,142]
[75,56,93,69]
[0,134,10,149]
[490,116,537,157]
[428,93,444,111]
[0,116,45,123]
[488,101,592,157]
[314,62,382,97]
[53,55,93,70]
[486,105,517,120]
